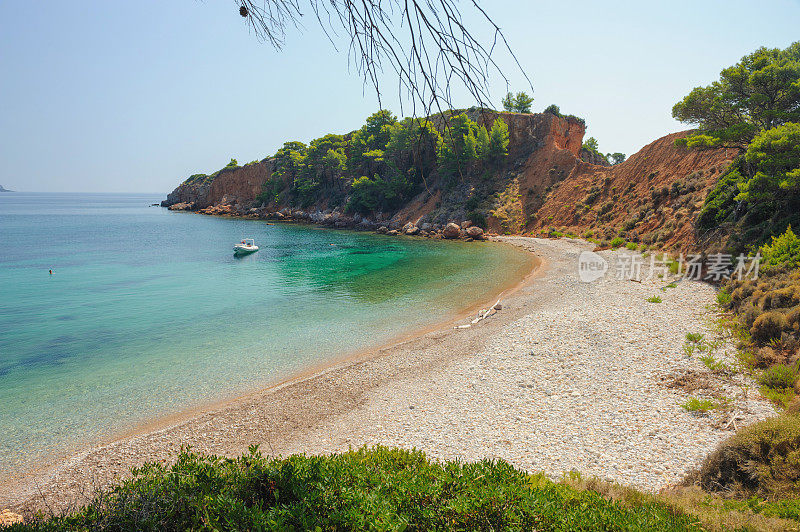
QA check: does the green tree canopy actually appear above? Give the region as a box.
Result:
[362,110,398,149]
[304,134,347,183]
[697,121,800,248]
[438,113,479,174]
[607,152,626,165]
[543,104,561,116]
[736,122,800,203]
[487,118,510,164]
[272,141,308,185]
[347,110,398,176]
[476,125,490,159]
[501,91,534,113]
[385,117,440,183]
[582,137,599,153]
[673,41,800,148]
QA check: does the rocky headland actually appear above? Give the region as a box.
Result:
[161,110,733,250]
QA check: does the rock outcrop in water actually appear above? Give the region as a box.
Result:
[162,110,733,248]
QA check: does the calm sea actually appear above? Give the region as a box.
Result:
[0,193,531,477]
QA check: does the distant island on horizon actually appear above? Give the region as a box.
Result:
[0,185,12,192]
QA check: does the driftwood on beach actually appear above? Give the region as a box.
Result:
[455,295,504,329]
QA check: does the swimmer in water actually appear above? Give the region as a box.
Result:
[49,270,53,275]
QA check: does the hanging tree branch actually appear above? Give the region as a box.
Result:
[235,0,532,116]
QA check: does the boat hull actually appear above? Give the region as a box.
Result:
[233,245,258,256]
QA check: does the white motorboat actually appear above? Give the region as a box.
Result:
[234,238,258,256]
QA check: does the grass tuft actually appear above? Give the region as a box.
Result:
[682,397,718,413]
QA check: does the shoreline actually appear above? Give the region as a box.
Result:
[3,237,777,515]
[1,239,541,512]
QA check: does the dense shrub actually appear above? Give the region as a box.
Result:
[692,412,800,498]
[346,173,409,214]
[759,363,800,390]
[14,446,700,531]
[788,306,800,331]
[183,173,209,185]
[467,211,488,229]
[762,286,800,310]
[761,226,800,270]
[740,304,762,329]
[584,185,601,204]
[751,311,789,344]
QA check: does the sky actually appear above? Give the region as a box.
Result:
[1,1,799,193]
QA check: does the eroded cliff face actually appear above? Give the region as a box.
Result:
[161,112,736,248]
[206,160,274,208]
[162,160,274,210]
[530,131,736,251]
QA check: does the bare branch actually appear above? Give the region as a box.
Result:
[233,0,532,115]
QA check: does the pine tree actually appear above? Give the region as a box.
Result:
[476,126,490,159]
[487,118,510,163]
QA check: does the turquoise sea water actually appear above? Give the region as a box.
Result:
[0,193,531,477]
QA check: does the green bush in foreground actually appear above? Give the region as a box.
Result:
[760,225,800,271]
[693,411,800,499]
[14,446,700,531]
[759,362,799,390]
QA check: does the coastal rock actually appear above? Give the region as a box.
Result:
[460,220,472,229]
[443,223,461,239]
[168,202,194,211]
[377,226,388,234]
[219,194,237,206]
[386,229,399,236]
[466,226,485,240]
[198,203,236,216]
[420,222,432,232]
[403,223,420,235]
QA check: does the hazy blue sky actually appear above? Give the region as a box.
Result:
[1,1,799,193]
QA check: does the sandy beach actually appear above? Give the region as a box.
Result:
[2,237,776,515]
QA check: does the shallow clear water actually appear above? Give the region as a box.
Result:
[0,193,531,476]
